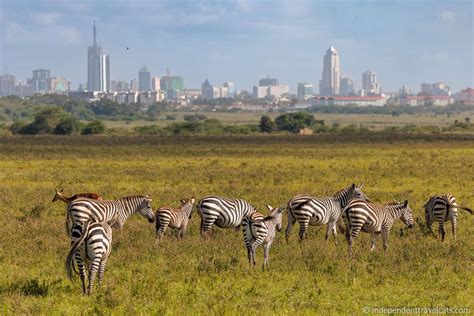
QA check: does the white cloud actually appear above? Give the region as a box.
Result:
[440,10,456,22]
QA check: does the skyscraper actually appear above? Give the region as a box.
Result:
[151,77,160,92]
[319,45,340,96]
[87,21,110,92]
[223,82,235,97]
[362,71,380,95]
[297,83,314,100]
[138,66,151,91]
[340,75,354,96]
[30,69,50,92]
[160,74,184,99]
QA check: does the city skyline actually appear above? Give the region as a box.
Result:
[1,0,472,93]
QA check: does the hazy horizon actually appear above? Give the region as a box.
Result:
[1,0,473,93]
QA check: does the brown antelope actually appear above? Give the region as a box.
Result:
[52,188,102,204]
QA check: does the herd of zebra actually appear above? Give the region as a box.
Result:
[51,184,473,295]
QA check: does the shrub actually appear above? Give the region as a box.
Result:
[82,120,106,135]
[259,115,276,133]
[53,117,81,135]
[275,112,316,133]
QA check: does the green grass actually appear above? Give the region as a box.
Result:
[0,135,473,314]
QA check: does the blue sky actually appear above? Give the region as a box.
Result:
[0,0,472,93]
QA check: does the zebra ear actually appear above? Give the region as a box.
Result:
[351,183,356,189]
[190,197,195,204]
[181,199,186,204]
[403,200,409,207]
[266,205,273,211]
[145,194,152,201]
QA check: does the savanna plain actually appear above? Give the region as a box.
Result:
[0,134,473,314]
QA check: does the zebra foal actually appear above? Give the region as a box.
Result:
[343,199,414,256]
[242,205,284,270]
[155,197,195,240]
[424,194,472,241]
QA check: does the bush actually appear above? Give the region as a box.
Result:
[275,112,316,133]
[82,120,106,135]
[134,125,166,135]
[184,114,208,122]
[53,117,81,135]
[259,115,276,133]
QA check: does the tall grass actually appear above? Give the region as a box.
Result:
[0,135,472,313]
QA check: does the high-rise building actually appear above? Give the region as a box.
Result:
[130,79,138,92]
[87,21,110,92]
[399,85,411,96]
[138,66,151,91]
[259,77,279,86]
[160,74,184,99]
[339,75,354,96]
[30,69,50,92]
[319,45,340,96]
[47,77,70,94]
[0,74,15,96]
[420,82,451,96]
[201,79,214,100]
[362,71,381,95]
[223,82,235,97]
[151,77,160,92]
[297,83,314,100]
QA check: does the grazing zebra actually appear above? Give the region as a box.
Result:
[52,188,103,204]
[424,194,473,241]
[155,197,195,240]
[242,205,284,269]
[66,221,112,295]
[343,199,414,256]
[285,183,369,242]
[67,195,155,235]
[197,196,257,236]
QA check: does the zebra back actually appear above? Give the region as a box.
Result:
[198,196,257,230]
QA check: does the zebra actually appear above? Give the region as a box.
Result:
[66,195,155,236]
[197,196,257,236]
[65,221,112,295]
[155,197,195,240]
[424,194,473,241]
[285,183,369,242]
[242,205,285,270]
[343,199,414,256]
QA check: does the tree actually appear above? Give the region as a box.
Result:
[54,117,81,135]
[81,120,106,135]
[274,112,316,133]
[259,115,276,133]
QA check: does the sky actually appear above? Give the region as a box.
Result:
[0,0,473,93]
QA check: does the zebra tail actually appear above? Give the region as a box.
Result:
[448,203,473,214]
[65,222,90,281]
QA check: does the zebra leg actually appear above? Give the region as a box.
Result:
[439,222,446,242]
[451,218,457,240]
[75,253,87,294]
[370,233,379,252]
[325,221,337,241]
[200,216,217,238]
[250,243,257,267]
[382,228,390,251]
[298,220,309,241]
[98,257,108,287]
[234,225,241,233]
[88,256,102,295]
[285,211,296,243]
[156,222,169,242]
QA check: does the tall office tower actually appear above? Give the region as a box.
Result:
[340,75,354,96]
[319,45,340,96]
[297,82,314,100]
[160,74,184,99]
[87,21,110,92]
[223,81,235,97]
[362,70,380,95]
[138,66,151,91]
[31,69,51,92]
[151,76,161,91]
[0,74,15,96]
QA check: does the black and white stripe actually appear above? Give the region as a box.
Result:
[242,205,284,269]
[424,194,472,241]
[67,195,155,234]
[197,196,257,235]
[343,199,414,256]
[155,197,195,240]
[65,221,112,295]
[285,183,369,241]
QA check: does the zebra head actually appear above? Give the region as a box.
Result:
[399,200,414,229]
[336,183,370,207]
[52,188,64,202]
[266,205,285,231]
[138,195,155,223]
[180,197,195,219]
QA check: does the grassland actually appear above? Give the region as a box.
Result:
[0,135,473,314]
[102,111,474,131]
